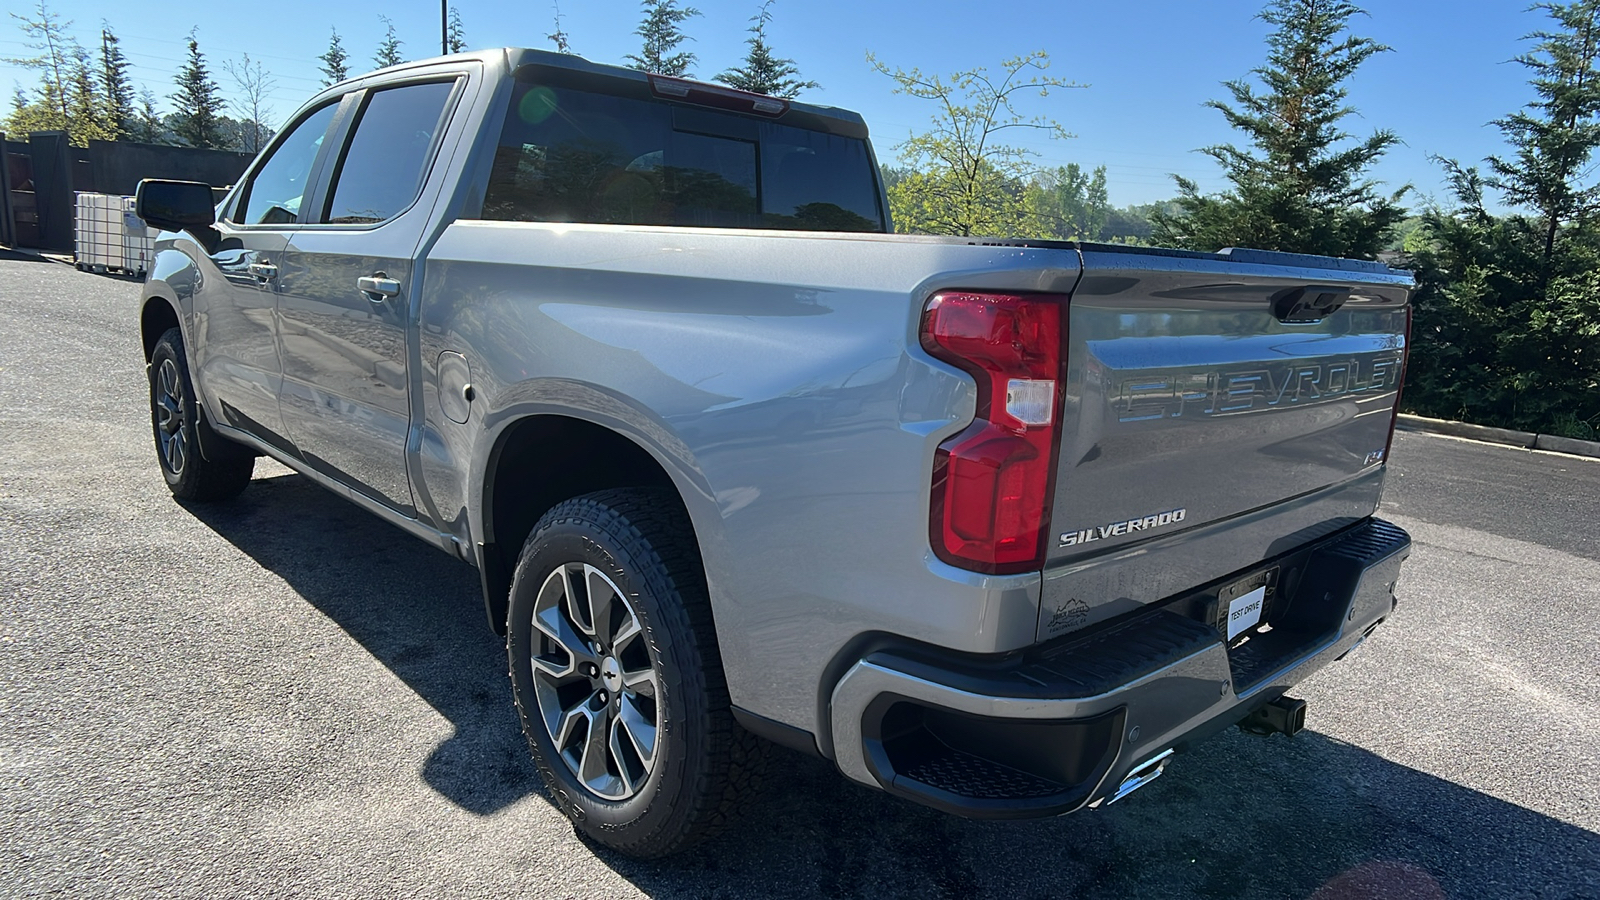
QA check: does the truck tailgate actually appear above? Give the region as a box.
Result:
[1039,246,1411,640]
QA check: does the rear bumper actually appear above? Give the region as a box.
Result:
[827,518,1411,818]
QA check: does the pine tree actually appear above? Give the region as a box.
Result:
[1404,1,1600,437]
[1486,0,1600,278]
[625,0,700,77]
[99,25,135,138]
[128,87,165,143]
[170,30,227,149]
[374,15,404,69]
[447,7,467,54]
[65,42,110,145]
[716,1,816,97]
[4,1,74,126]
[319,29,350,87]
[548,1,573,54]
[1150,0,1405,259]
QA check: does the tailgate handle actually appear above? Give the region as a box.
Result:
[1272,286,1350,323]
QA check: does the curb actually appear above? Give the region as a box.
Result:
[1397,413,1600,460]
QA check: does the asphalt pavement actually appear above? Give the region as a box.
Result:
[2,251,1596,899]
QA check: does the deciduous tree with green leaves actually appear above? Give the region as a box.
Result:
[870,51,1080,237]
[625,0,700,77]
[716,1,816,98]
[1027,163,1109,240]
[1151,0,1405,259]
[170,30,227,149]
[548,1,573,54]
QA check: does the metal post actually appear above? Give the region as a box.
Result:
[442,0,449,55]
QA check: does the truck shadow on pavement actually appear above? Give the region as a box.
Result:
[191,471,1600,900]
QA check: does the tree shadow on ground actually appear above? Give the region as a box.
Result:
[191,471,1600,900]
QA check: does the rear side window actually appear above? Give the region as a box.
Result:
[322,80,457,225]
[233,101,338,226]
[480,81,884,232]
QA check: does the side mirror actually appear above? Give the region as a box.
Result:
[135,179,217,233]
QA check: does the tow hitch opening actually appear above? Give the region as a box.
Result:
[1238,695,1307,737]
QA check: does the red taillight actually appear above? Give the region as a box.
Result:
[1383,303,1413,465]
[921,292,1068,575]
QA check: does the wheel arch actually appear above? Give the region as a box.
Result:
[475,413,708,635]
[140,291,183,362]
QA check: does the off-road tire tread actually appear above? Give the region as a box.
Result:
[150,328,254,502]
[509,488,765,858]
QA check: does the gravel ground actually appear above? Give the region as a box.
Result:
[1,250,1596,898]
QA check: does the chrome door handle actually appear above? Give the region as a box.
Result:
[247,261,278,279]
[357,275,401,300]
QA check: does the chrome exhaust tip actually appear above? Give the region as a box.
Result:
[1101,748,1175,806]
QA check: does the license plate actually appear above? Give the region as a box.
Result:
[1217,568,1275,640]
[1226,586,1267,640]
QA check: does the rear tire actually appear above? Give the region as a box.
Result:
[507,489,763,858]
[148,327,254,502]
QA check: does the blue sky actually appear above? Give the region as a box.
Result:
[2,0,1543,208]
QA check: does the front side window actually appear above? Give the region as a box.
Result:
[233,101,339,226]
[322,80,457,225]
[480,81,884,232]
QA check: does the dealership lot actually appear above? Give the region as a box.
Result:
[2,251,1596,898]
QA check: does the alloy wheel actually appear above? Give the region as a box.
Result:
[530,562,661,801]
[155,357,188,476]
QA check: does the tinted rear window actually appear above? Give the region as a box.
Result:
[480,81,884,232]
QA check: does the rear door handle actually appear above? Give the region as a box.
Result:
[357,275,401,300]
[247,261,277,279]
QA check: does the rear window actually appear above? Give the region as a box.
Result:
[479,81,884,232]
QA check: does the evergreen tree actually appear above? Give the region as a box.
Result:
[319,29,350,86]
[4,1,74,126]
[128,87,165,143]
[374,15,404,69]
[625,0,700,77]
[1405,1,1600,438]
[716,1,816,97]
[548,1,573,54]
[170,31,227,149]
[447,7,467,53]
[1486,0,1600,279]
[4,83,64,135]
[1151,0,1405,259]
[65,42,110,145]
[99,25,135,138]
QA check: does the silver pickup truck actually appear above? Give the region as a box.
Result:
[134,48,1413,858]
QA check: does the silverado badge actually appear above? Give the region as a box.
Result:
[1060,508,1187,547]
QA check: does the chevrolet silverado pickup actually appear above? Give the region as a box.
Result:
[134,48,1414,858]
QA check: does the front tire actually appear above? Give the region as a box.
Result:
[507,489,761,858]
[148,327,254,502]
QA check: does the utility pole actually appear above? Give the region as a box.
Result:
[441,1,449,55]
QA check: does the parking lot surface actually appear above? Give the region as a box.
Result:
[2,251,1597,898]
